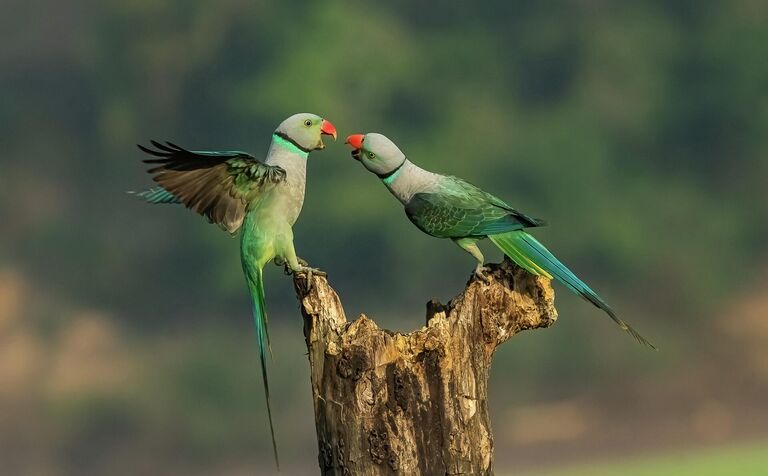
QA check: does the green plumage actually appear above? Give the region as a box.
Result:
[136,114,333,470]
[404,176,655,349]
[136,140,288,468]
[405,177,545,238]
[138,141,286,234]
[351,131,654,348]
[241,250,278,467]
[489,231,655,349]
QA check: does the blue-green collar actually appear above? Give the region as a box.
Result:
[272,133,309,159]
[381,167,403,185]
[378,158,406,185]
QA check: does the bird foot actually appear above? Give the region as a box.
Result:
[292,265,326,292]
[296,265,326,277]
[474,265,491,284]
[274,257,294,276]
[276,257,314,276]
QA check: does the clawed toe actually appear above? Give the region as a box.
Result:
[300,267,326,279]
[274,257,293,275]
[474,266,491,284]
[293,266,326,291]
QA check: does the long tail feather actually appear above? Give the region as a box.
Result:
[243,263,280,469]
[489,231,656,350]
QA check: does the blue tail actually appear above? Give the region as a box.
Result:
[243,263,280,469]
[489,230,656,349]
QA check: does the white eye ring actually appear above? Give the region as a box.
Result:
[304,119,312,127]
[369,152,376,159]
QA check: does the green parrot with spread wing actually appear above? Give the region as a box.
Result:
[135,113,337,467]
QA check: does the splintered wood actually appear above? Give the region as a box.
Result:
[293,258,556,475]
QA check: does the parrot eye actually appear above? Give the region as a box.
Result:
[304,119,312,127]
[368,152,376,159]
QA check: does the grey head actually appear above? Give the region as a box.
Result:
[275,113,337,152]
[345,132,407,178]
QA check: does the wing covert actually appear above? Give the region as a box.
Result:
[138,141,286,233]
[404,178,545,238]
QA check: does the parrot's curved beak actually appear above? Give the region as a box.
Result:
[345,134,364,161]
[314,119,336,150]
[320,119,337,141]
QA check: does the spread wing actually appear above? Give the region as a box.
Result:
[138,141,286,234]
[404,177,546,239]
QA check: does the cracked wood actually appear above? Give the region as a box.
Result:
[293,258,557,475]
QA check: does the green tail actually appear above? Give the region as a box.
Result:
[489,230,656,350]
[243,262,280,469]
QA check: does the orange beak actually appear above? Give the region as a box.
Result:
[320,119,337,140]
[345,134,364,150]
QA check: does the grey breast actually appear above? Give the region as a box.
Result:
[266,147,308,225]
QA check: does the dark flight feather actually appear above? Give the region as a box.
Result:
[137,141,286,234]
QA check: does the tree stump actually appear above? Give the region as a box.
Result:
[292,258,557,475]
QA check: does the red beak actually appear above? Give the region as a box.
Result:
[320,119,337,140]
[345,134,364,150]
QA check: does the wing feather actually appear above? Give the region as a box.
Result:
[405,177,545,239]
[137,141,285,234]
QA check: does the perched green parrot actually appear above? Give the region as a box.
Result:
[135,113,337,467]
[345,132,655,349]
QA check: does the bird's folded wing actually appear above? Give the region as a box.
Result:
[138,141,286,234]
[405,178,546,238]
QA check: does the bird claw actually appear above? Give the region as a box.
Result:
[275,257,311,275]
[301,266,327,279]
[474,265,491,284]
[292,265,326,292]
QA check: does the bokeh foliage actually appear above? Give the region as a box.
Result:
[1,0,766,473]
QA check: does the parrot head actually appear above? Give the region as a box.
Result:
[345,133,406,176]
[276,113,337,151]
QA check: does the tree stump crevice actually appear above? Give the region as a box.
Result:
[293,258,557,475]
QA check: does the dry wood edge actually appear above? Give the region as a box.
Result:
[291,257,558,475]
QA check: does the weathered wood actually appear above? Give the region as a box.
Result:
[293,258,557,475]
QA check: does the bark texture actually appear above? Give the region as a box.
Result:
[293,258,557,475]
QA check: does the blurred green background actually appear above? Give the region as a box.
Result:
[2,0,767,474]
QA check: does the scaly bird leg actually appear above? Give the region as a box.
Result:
[282,240,325,291]
[273,256,311,275]
[277,257,308,267]
[289,262,327,290]
[454,237,490,283]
